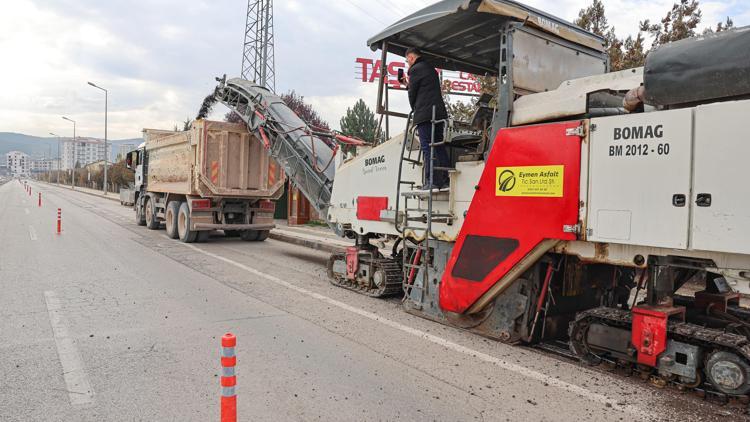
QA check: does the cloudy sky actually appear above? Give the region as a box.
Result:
[1,0,747,140]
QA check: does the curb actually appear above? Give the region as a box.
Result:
[40,182,120,203]
[268,231,346,254]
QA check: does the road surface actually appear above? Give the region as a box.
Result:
[0,181,742,421]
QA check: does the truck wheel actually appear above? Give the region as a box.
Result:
[240,230,260,241]
[256,230,270,241]
[224,230,240,238]
[164,201,180,239]
[177,202,198,243]
[145,197,160,230]
[135,197,147,226]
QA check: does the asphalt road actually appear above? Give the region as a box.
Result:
[0,181,743,421]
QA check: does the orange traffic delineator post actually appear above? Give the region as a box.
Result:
[56,208,62,234]
[38,192,42,207]
[220,333,237,422]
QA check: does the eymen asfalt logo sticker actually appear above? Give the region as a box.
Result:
[497,169,516,192]
[495,165,564,197]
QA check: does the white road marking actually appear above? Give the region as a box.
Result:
[24,208,30,215]
[184,243,646,416]
[44,291,95,405]
[28,225,37,241]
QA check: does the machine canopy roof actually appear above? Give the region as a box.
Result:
[367,0,605,76]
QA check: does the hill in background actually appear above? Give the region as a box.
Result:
[0,132,143,162]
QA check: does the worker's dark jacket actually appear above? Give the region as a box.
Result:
[407,57,448,125]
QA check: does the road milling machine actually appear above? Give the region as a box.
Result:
[208,0,750,397]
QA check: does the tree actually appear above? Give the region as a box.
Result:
[704,16,734,35]
[715,16,734,32]
[620,33,647,70]
[280,91,330,130]
[339,99,380,144]
[574,0,625,70]
[108,159,135,187]
[640,0,702,48]
[174,117,191,131]
[444,97,475,122]
[225,110,244,124]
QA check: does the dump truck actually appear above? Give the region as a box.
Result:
[127,119,284,242]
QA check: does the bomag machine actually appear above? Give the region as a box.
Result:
[205,0,750,398]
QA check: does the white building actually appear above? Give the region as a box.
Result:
[117,143,136,161]
[31,158,59,173]
[6,151,30,177]
[61,138,106,170]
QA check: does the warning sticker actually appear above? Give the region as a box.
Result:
[495,165,564,197]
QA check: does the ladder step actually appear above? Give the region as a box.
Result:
[401,188,449,198]
[402,158,421,165]
[405,215,453,222]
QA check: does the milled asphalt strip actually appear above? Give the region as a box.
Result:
[44,291,95,406]
[183,243,647,417]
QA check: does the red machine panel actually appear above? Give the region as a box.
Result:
[357,196,388,221]
[631,307,668,367]
[440,121,583,314]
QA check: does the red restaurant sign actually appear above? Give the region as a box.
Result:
[355,57,482,94]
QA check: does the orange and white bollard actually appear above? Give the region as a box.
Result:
[56,208,62,234]
[220,333,237,422]
[38,192,42,207]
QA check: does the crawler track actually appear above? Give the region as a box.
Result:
[327,253,403,298]
[568,306,750,405]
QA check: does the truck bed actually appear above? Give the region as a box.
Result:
[143,119,284,199]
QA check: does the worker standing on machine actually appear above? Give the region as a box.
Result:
[400,47,450,189]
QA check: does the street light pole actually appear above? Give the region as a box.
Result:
[49,132,60,185]
[62,116,76,189]
[88,82,108,195]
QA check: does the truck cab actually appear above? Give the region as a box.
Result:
[125,142,146,209]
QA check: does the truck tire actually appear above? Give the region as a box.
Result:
[240,230,269,242]
[177,202,198,243]
[164,201,180,239]
[135,197,147,226]
[145,197,160,230]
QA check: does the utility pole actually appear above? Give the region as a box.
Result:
[49,133,60,185]
[241,0,276,92]
[62,117,76,189]
[88,82,108,195]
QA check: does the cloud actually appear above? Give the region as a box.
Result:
[0,0,748,141]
